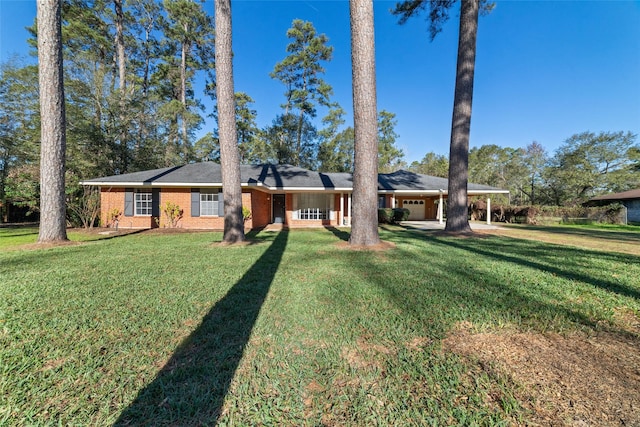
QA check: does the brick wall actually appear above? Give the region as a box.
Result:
[100,188,154,229]
[250,190,270,228]
[100,187,351,229]
[100,187,266,230]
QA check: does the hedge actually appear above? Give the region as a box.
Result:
[378,208,410,224]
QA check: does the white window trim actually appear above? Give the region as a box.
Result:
[293,193,334,221]
[200,190,219,217]
[135,190,152,216]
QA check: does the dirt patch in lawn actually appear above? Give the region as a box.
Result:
[18,240,84,251]
[443,322,640,426]
[335,240,396,251]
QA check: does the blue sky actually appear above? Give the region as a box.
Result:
[1,0,639,164]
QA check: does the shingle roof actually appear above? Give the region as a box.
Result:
[378,170,507,192]
[82,163,507,194]
[589,188,640,201]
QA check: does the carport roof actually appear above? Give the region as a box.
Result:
[377,170,505,193]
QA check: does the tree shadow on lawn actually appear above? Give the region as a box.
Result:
[115,230,289,426]
[323,226,350,242]
[508,225,640,244]
[426,234,640,300]
[363,234,599,336]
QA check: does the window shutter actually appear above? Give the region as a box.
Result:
[218,190,224,217]
[191,189,200,217]
[152,189,160,217]
[124,189,133,217]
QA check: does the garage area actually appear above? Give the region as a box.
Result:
[401,199,426,220]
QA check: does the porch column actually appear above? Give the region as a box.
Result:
[438,192,444,225]
[486,197,491,225]
[347,193,352,226]
[340,192,344,226]
[391,194,395,208]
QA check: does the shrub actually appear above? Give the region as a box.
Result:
[378,208,410,224]
[161,201,183,228]
[242,206,252,223]
[378,208,394,224]
[392,208,410,223]
[106,208,121,228]
[67,184,101,229]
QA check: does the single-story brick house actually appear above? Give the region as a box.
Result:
[81,163,509,229]
[585,188,640,224]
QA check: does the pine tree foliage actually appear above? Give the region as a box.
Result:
[270,20,335,167]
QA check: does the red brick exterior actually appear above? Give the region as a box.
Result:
[100,187,258,229]
[250,190,271,228]
[100,187,155,229]
[99,187,346,230]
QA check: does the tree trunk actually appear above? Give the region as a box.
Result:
[0,153,8,222]
[114,0,128,172]
[444,0,478,234]
[215,0,245,243]
[296,111,303,166]
[114,0,126,91]
[37,0,68,242]
[349,0,380,246]
[180,28,189,155]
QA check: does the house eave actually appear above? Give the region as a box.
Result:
[379,189,509,195]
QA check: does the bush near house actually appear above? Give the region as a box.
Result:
[161,202,183,228]
[378,208,394,224]
[242,206,252,224]
[378,208,410,224]
[105,208,122,228]
[393,207,410,222]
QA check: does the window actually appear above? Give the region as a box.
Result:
[200,190,219,216]
[135,190,152,216]
[294,193,332,220]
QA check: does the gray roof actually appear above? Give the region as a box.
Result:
[82,163,507,194]
[588,188,640,201]
[378,170,505,192]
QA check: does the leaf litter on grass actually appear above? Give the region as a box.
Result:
[443,321,640,426]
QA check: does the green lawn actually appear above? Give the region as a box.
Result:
[1,227,639,425]
[0,226,113,249]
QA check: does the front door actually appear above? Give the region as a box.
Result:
[272,194,285,223]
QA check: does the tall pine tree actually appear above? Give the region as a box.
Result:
[37,0,68,242]
[214,0,245,243]
[349,0,380,246]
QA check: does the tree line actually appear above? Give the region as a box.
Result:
[0,0,406,224]
[409,132,640,206]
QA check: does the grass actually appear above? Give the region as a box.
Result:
[1,226,639,425]
[0,226,113,249]
[491,223,640,255]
